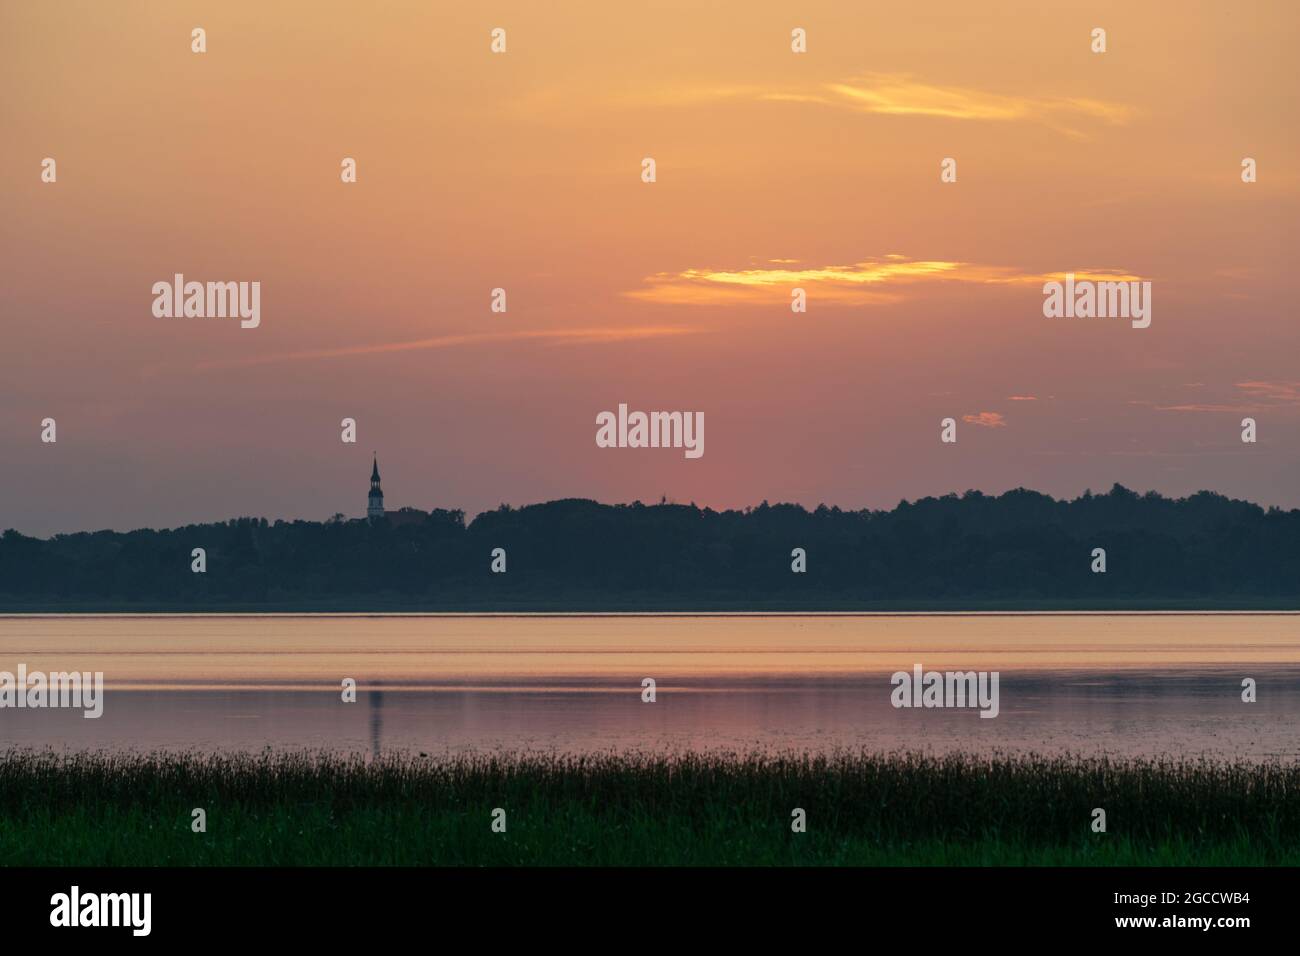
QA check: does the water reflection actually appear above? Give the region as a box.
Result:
[369,683,383,758]
[0,615,1297,760]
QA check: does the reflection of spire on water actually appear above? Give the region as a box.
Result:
[369,682,384,759]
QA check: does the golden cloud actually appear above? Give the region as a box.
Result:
[625,256,1145,305]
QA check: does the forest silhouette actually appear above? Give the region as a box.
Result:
[2,484,1297,610]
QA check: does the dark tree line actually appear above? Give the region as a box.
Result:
[1,485,1297,609]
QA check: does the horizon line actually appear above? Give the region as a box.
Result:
[10,483,1294,540]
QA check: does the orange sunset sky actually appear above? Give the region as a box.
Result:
[2,1,1297,536]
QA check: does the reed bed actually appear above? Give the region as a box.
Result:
[1,748,1296,865]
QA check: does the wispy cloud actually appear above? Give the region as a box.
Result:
[197,326,697,370]
[824,75,1132,135]
[1239,381,1300,403]
[1156,381,1300,413]
[963,411,1007,428]
[1007,395,1038,402]
[626,73,1133,138]
[625,255,1144,305]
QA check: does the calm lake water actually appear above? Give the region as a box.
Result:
[1,613,1298,759]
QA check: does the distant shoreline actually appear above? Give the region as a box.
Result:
[2,599,1298,614]
[6,489,1298,610]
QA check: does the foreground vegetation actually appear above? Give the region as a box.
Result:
[1,749,1297,866]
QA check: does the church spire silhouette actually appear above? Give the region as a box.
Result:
[367,454,384,519]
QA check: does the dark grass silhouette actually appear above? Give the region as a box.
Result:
[2,749,1297,865]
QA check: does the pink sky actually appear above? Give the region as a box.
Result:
[1,1,1297,535]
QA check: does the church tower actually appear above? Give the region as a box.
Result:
[367,454,385,520]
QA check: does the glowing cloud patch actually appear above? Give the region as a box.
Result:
[626,257,1137,305]
[963,412,1008,428]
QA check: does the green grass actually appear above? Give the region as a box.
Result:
[1,749,1297,866]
